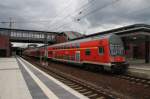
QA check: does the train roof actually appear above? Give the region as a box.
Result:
[51,23,150,47]
[49,34,116,47]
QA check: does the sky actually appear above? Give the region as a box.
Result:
[0,0,150,35]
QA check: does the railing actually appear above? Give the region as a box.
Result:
[0,28,57,43]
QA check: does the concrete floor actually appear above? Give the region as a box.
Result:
[127,59,150,79]
[0,57,32,99]
[0,57,88,99]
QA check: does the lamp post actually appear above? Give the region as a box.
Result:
[44,33,48,66]
[145,36,150,63]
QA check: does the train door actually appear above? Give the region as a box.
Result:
[75,51,80,62]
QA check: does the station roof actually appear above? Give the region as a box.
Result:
[0,27,58,34]
[71,24,150,41]
[60,31,85,40]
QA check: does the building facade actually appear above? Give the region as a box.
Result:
[55,31,84,43]
[0,35,11,57]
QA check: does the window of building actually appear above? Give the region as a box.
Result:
[99,47,104,54]
[85,49,91,55]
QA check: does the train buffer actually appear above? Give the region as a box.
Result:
[0,57,88,99]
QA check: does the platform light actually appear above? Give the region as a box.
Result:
[133,37,137,39]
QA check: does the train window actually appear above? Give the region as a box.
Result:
[68,45,70,49]
[66,45,68,49]
[48,51,52,55]
[76,43,80,48]
[70,44,72,49]
[99,47,104,54]
[72,43,75,48]
[85,49,91,55]
[110,44,124,56]
[70,44,72,48]
[65,45,67,49]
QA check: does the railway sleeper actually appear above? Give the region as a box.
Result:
[87,93,98,98]
[78,89,87,92]
[74,87,83,90]
[84,63,104,72]
[96,96,105,99]
[82,91,93,95]
[25,57,121,99]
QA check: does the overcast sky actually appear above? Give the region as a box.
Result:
[0,0,150,35]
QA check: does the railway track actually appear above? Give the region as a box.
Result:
[41,66,118,99]
[23,57,121,99]
[23,56,150,99]
[116,74,150,87]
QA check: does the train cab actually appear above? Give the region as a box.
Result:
[108,34,129,72]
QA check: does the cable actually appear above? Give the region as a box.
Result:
[53,0,121,32]
[0,0,74,24]
[0,0,98,30]
[77,0,120,20]
[0,0,120,32]
[49,0,98,30]
[0,0,89,30]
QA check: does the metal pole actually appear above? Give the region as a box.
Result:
[9,17,12,57]
[44,33,48,66]
[145,36,150,63]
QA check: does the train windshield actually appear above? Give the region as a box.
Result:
[110,44,124,56]
[109,34,124,56]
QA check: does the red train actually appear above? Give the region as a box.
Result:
[23,34,129,73]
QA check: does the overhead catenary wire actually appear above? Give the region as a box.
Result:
[0,0,92,31]
[77,0,120,20]
[0,0,98,31]
[0,0,122,32]
[0,0,87,24]
[50,0,98,30]
[53,0,121,32]
[0,0,122,33]
[0,0,76,24]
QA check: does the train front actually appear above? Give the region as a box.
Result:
[109,34,129,73]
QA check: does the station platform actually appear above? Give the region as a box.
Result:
[0,57,88,99]
[127,62,150,79]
